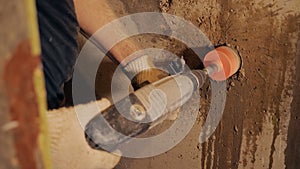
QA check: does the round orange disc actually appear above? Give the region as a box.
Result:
[203,46,241,81]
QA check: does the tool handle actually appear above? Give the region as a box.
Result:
[85,93,150,151]
[85,71,207,151]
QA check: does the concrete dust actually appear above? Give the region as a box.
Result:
[159,0,172,12]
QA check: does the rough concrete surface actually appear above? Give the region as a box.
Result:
[89,0,300,169]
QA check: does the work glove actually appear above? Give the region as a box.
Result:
[122,55,169,90]
[122,55,183,121]
[47,99,120,169]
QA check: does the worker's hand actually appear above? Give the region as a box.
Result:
[122,55,180,121]
[123,55,169,90]
[47,99,120,169]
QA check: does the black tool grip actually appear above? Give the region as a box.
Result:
[85,93,150,151]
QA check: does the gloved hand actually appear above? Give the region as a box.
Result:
[122,55,180,121]
[122,55,169,90]
[47,99,120,169]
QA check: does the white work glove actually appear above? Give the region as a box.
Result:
[123,55,179,121]
[123,55,169,90]
[47,99,120,169]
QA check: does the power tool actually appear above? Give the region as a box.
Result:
[85,46,241,151]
